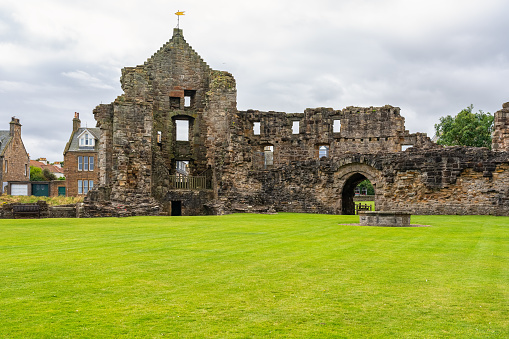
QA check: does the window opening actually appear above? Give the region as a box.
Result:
[184,90,196,108]
[292,121,300,134]
[4,160,7,173]
[401,145,412,151]
[157,131,162,143]
[170,97,180,109]
[253,122,261,135]
[78,156,83,171]
[264,145,274,167]
[176,160,189,176]
[176,120,189,141]
[333,119,341,133]
[78,180,82,195]
[319,145,329,158]
[84,156,89,171]
[89,157,94,171]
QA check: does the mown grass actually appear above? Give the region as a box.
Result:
[0,194,83,206]
[0,213,507,338]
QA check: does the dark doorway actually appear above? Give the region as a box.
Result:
[342,173,368,215]
[171,201,182,216]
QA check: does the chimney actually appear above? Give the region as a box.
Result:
[73,112,81,132]
[9,117,21,137]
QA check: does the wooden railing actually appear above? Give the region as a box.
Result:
[169,175,211,190]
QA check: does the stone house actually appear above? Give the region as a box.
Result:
[0,117,30,194]
[63,113,99,197]
[81,28,509,217]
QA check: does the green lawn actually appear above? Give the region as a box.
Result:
[1,214,507,338]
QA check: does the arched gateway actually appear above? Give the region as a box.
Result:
[336,163,380,215]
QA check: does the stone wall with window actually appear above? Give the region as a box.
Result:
[78,27,509,217]
[0,117,30,193]
[63,151,98,196]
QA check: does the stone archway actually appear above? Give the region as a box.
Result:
[335,162,381,215]
[341,173,369,215]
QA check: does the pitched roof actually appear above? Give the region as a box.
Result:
[0,130,11,155]
[30,160,65,174]
[65,127,100,153]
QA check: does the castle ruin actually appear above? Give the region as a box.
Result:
[81,28,509,217]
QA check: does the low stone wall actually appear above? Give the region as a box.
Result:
[49,205,76,218]
[358,211,411,227]
[354,195,375,202]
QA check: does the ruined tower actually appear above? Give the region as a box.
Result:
[86,28,236,216]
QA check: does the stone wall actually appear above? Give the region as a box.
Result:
[1,118,30,184]
[82,27,509,217]
[492,102,509,152]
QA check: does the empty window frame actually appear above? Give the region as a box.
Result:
[184,90,196,108]
[333,119,341,133]
[319,145,329,158]
[264,145,274,167]
[401,145,412,151]
[157,131,162,143]
[170,97,181,109]
[176,160,189,176]
[292,121,300,134]
[175,120,190,141]
[253,122,261,135]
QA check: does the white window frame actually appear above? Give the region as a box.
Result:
[78,130,95,147]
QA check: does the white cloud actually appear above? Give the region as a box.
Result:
[62,71,115,90]
[0,0,508,160]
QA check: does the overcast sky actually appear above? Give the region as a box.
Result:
[1,0,508,161]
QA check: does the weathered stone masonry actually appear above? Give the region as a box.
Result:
[82,28,509,216]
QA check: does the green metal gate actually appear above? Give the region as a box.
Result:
[32,183,49,197]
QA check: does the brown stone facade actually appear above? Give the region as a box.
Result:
[80,28,509,217]
[63,113,99,197]
[0,117,30,193]
[63,151,98,196]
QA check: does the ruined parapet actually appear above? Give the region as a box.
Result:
[492,102,509,152]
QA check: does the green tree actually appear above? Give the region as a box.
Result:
[30,166,45,181]
[30,166,57,181]
[42,168,57,181]
[356,179,374,195]
[434,105,494,149]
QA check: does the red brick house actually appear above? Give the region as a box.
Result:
[0,117,30,194]
[63,113,99,196]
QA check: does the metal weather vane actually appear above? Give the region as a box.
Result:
[175,10,185,28]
